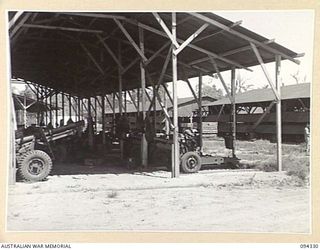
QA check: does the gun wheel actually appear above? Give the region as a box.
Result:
[181,151,202,173]
[18,150,53,182]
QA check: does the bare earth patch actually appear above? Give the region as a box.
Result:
[7,169,310,233]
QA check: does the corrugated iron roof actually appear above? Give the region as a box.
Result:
[203,83,310,106]
[9,12,301,97]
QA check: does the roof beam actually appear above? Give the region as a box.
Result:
[9,11,24,29]
[133,20,250,70]
[189,12,300,64]
[61,12,127,20]
[174,23,209,55]
[193,20,242,43]
[113,18,148,62]
[189,39,275,66]
[108,35,209,74]
[152,12,180,48]
[10,13,32,38]
[22,23,104,33]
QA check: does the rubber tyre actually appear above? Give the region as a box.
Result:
[180,151,202,173]
[18,150,53,182]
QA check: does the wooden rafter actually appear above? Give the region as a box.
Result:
[22,23,104,34]
[193,20,242,43]
[9,11,24,29]
[189,38,275,66]
[10,13,32,38]
[131,19,250,70]
[190,12,300,64]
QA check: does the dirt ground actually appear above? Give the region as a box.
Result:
[7,139,310,233]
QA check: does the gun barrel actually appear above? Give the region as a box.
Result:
[15,120,85,144]
[51,120,84,134]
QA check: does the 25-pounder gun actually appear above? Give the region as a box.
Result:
[15,121,85,182]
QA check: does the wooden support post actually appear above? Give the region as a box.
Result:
[23,87,27,128]
[153,81,156,130]
[78,97,81,121]
[9,89,17,185]
[55,93,58,127]
[44,90,48,125]
[276,55,282,171]
[118,43,124,160]
[139,27,148,168]
[36,87,40,125]
[172,12,179,178]
[112,93,116,135]
[101,95,106,145]
[164,85,169,136]
[69,95,72,121]
[124,91,127,114]
[198,73,203,151]
[94,97,97,131]
[88,97,94,148]
[49,93,52,125]
[137,88,140,113]
[231,67,236,157]
[61,93,65,126]
[81,99,84,118]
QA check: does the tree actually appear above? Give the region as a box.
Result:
[196,76,223,99]
[291,70,307,84]
[234,71,254,93]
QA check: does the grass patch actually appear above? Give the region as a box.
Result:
[255,158,278,172]
[283,154,309,182]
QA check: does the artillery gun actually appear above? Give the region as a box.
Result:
[15,120,85,181]
[149,129,240,173]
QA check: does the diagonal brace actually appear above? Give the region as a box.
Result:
[250,43,280,101]
[80,43,105,75]
[174,23,209,55]
[114,18,147,62]
[209,57,233,102]
[152,12,180,48]
[97,34,123,71]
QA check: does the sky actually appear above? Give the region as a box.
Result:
[173,10,315,97]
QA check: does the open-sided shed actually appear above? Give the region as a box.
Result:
[8,11,302,182]
[203,83,310,141]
